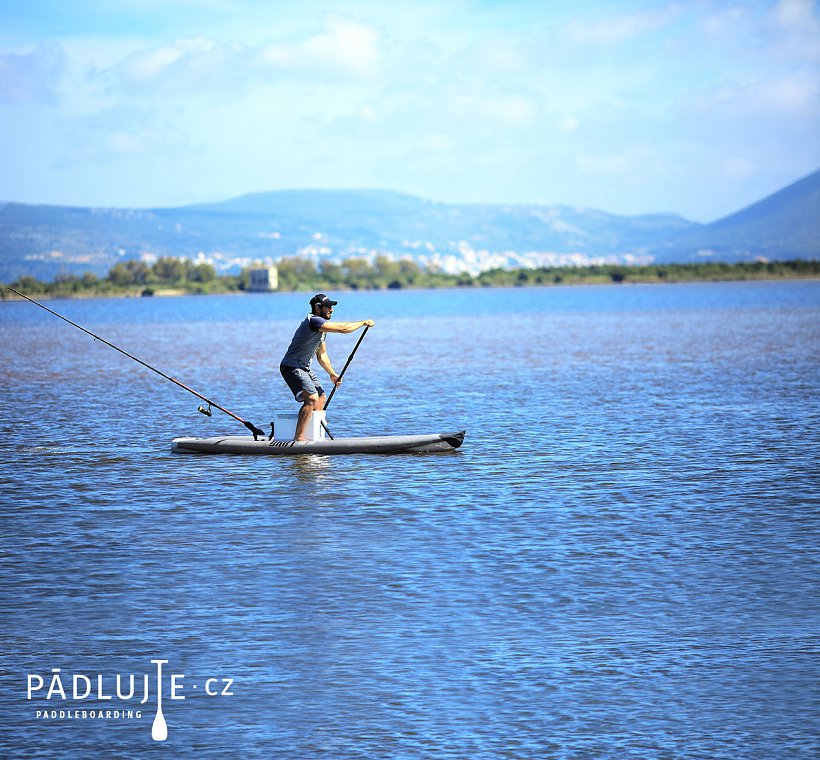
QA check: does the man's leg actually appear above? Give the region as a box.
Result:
[295,392,319,441]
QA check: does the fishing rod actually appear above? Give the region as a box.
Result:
[7,287,265,439]
[318,325,370,441]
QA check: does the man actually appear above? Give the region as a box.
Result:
[280,293,375,441]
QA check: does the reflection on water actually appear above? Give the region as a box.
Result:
[1,282,818,758]
[285,454,335,484]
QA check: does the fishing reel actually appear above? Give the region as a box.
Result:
[197,404,213,417]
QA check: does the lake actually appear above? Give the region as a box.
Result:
[1,281,818,758]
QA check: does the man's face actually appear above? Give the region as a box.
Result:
[322,304,333,318]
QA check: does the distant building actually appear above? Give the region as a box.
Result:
[248,266,278,292]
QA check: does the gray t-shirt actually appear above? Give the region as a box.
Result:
[281,315,327,369]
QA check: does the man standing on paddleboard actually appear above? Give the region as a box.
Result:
[280,293,374,441]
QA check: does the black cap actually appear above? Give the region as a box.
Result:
[310,293,338,308]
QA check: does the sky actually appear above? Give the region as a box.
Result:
[0,0,818,222]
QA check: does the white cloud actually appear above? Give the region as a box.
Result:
[557,115,579,134]
[696,0,820,61]
[122,38,216,83]
[700,5,748,37]
[1,0,818,219]
[483,94,536,126]
[302,16,381,76]
[103,15,382,94]
[755,70,819,112]
[772,0,820,60]
[776,0,816,27]
[698,70,819,116]
[54,107,192,165]
[561,6,678,47]
[464,35,528,77]
[0,44,65,104]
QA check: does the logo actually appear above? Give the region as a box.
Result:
[27,659,235,741]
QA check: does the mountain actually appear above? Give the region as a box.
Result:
[649,169,820,263]
[0,171,817,282]
[684,170,820,260]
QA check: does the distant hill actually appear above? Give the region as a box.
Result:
[654,169,820,263]
[0,170,817,282]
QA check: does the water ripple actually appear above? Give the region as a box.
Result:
[1,283,818,758]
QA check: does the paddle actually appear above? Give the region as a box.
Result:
[321,324,370,440]
[7,287,266,439]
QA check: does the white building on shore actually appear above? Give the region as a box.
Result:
[248,266,278,292]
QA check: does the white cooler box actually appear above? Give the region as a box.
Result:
[273,410,327,441]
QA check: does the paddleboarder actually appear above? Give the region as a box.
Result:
[280,293,374,441]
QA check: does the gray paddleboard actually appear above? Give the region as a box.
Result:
[171,431,465,456]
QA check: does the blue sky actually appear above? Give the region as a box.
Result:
[0,0,818,221]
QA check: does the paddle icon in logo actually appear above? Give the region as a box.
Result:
[151,659,168,741]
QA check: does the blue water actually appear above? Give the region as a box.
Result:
[1,281,818,758]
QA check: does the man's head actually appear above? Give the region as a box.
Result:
[310,293,337,316]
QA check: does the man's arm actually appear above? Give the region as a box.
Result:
[319,319,374,334]
[315,341,339,385]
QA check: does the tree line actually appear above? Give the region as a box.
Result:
[2,256,818,299]
[475,259,820,286]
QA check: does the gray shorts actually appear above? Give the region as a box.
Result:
[280,364,326,402]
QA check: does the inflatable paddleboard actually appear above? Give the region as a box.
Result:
[171,430,465,456]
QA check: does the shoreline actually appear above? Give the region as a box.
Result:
[3,273,818,302]
[4,258,817,301]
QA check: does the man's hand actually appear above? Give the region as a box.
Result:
[330,373,342,386]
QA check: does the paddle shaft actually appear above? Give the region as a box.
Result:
[7,287,264,437]
[318,324,370,440]
[325,325,369,411]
